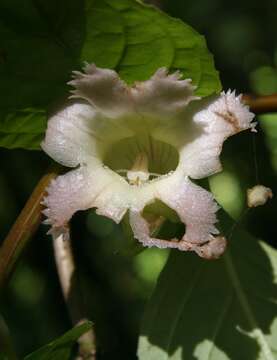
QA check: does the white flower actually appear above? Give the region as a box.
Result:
[41,64,255,259]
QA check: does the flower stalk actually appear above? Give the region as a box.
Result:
[53,229,96,359]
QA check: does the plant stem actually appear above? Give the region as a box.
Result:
[0,168,59,289]
[0,166,96,357]
[242,93,277,114]
[53,229,96,360]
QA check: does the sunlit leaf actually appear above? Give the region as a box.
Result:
[0,0,220,150]
[138,212,277,360]
[24,321,92,360]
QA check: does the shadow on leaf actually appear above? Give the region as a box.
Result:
[138,210,277,359]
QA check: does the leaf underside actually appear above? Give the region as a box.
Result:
[138,211,277,360]
[0,0,221,150]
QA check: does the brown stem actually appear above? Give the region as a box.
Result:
[0,168,59,288]
[53,230,96,360]
[242,94,277,114]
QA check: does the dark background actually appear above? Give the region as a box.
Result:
[1,0,277,358]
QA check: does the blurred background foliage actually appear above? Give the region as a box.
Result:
[1,0,277,358]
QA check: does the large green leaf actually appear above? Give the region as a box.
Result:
[138,212,277,360]
[0,0,221,150]
[83,0,221,95]
[24,321,92,360]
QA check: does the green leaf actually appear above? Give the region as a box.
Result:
[24,321,92,360]
[83,0,221,96]
[0,109,46,150]
[0,0,221,150]
[138,212,277,360]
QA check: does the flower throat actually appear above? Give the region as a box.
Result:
[103,136,179,185]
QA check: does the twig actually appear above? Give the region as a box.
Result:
[53,229,96,360]
[242,93,277,114]
[0,168,59,288]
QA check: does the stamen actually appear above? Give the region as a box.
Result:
[115,153,163,184]
[127,153,150,186]
[131,152,149,172]
[116,169,128,174]
[116,169,161,179]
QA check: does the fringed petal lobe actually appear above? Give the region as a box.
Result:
[132,67,199,116]
[68,63,132,117]
[129,172,221,258]
[179,91,255,179]
[43,165,132,231]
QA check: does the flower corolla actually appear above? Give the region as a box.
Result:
[41,64,255,259]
